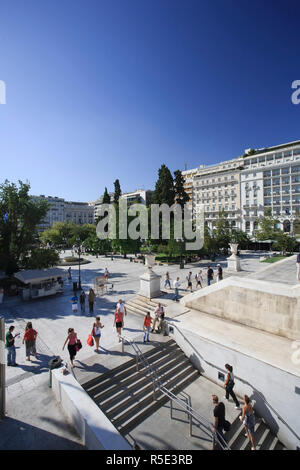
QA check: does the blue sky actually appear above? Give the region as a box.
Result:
[0,0,300,202]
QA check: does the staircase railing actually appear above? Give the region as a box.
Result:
[167,321,300,445]
[119,334,231,450]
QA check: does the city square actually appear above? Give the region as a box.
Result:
[1,0,300,458]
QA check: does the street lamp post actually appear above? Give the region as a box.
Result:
[177,238,184,269]
[74,239,83,290]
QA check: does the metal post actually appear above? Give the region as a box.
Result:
[0,317,5,420]
[136,355,139,371]
[189,413,193,436]
[170,399,173,419]
[78,246,81,290]
[122,338,124,353]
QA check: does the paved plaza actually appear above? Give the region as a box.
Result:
[0,251,297,449]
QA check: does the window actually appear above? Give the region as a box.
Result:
[246,221,250,232]
[272,169,280,176]
[291,166,300,173]
[275,152,282,160]
[281,167,289,174]
[267,154,274,161]
[253,199,257,206]
[264,171,271,177]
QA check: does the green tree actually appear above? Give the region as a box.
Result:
[0,180,49,274]
[102,187,111,204]
[153,164,175,206]
[113,179,121,204]
[213,210,231,253]
[256,208,280,241]
[174,170,189,208]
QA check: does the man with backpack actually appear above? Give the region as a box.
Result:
[212,395,230,450]
[207,265,214,286]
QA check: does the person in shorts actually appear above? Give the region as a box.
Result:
[91,316,104,351]
[114,307,123,343]
[22,322,38,361]
[240,395,256,450]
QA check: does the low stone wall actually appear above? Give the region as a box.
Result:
[181,277,300,340]
[51,368,131,450]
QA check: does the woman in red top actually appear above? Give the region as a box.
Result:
[114,307,123,343]
[22,322,38,361]
[143,312,152,343]
[62,328,78,368]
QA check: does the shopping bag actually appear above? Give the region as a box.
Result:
[87,334,94,347]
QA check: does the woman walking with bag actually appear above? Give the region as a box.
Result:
[224,364,240,409]
[23,322,38,362]
[239,395,256,450]
[62,328,78,368]
[92,316,104,351]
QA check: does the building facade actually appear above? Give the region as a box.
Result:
[32,195,95,231]
[182,139,300,237]
[240,140,300,236]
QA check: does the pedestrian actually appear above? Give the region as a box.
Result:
[70,293,78,313]
[91,316,104,351]
[22,322,38,362]
[62,327,78,368]
[239,395,256,450]
[173,277,180,302]
[186,272,193,292]
[104,267,109,281]
[67,267,72,280]
[223,364,240,409]
[79,290,86,314]
[5,325,19,367]
[216,264,223,283]
[195,270,203,289]
[143,312,152,343]
[88,288,96,314]
[117,299,127,327]
[207,265,214,286]
[212,395,226,450]
[164,272,171,289]
[152,303,165,333]
[297,249,300,283]
[114,307,123,343]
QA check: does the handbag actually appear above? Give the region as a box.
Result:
[87,334,94,347]
[75,339,82,351]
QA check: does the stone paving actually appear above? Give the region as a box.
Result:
[0,249,296,449]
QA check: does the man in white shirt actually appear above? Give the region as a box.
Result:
[152,303,165,333]
[173,278,180,302]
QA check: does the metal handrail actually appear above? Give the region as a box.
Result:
[168,321,300,444]
[119,334,231,450]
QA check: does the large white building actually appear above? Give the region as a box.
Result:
[32,195,95,230]
[240,140,300,236]
[182,139,300,237]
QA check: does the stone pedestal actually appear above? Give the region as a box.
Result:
[139,269,161,299]
[227,255,241,272]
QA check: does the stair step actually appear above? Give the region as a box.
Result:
[118,369,200,435]
[86,342,179,395]
[93,352,188,403]
[240,420,264,451]
[82,339,176,391]
[105,359,194,419]
[255,424,271,450]
[111,364,197,428]
[99,350,186,410]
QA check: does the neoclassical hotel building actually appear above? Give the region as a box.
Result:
[182,139,300,237]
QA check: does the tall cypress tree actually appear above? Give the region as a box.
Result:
[174,170,189,208]
[153,164,175,206]
[113,179,121,204]
[102,187,111,204]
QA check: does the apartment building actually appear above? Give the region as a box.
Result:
[240,140,300,236]
[32,195,94,230]
[92,189,154,220]
[184,158,244,231]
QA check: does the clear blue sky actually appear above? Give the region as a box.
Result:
[1,0,300,202]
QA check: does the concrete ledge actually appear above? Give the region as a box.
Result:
[51,369,131,450]
[181,276,300,340]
